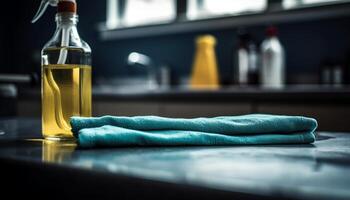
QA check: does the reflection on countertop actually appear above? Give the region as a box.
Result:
[1,118,350,200]
[42,140,77,164]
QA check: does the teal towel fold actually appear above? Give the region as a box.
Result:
[70,114,317,148]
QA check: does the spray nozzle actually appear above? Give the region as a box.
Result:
[32,0,58,23]
[32,0,76,23]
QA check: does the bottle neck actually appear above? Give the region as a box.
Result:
[53,13,82,47]
[56,13,78,28]
[266,36,279,42]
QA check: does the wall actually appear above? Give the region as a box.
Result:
[1,1,350,85]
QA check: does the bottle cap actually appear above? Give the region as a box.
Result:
[196,35,216,45]
[266,26,278,37]
[58,0,77,13]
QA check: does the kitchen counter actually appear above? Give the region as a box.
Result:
[18,85,350,103]
[1,118,350,200]
[16,86,350,132]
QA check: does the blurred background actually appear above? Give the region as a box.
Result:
[1,0,350,131]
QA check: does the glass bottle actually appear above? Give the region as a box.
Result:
[41,12,92,140]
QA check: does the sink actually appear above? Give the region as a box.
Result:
[94,77,168,94]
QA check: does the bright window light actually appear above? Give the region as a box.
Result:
[187,0,267,20]
[303,0,346,4]
[283,0,350,9]
[123,0,176,26]
[106,0,119,29]
[106,0,176,28]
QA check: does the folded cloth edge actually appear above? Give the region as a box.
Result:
[76,125,316,148]
[70,114,318,148]
[71,114,317,137]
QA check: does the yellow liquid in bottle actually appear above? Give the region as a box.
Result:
[42,64,91,140]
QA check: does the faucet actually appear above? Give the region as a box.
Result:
[127,52,170,90]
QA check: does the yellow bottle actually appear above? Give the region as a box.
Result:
[32,0,92,140]
[190,35,220,89]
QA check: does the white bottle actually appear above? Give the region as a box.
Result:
[237,46,249,85]
[261,26,285,88]
[235,31,250,85]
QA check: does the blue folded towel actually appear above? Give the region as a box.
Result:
[70,114,317,148]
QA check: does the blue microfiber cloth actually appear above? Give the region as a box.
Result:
[70,114,317,148]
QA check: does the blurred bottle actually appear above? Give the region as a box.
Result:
[346,52,350,85]
[234,30,259,86]
[320,61,332,86]
[320,60,345,87]
[190,35,220,89]
[333,64,344,87]
[234,31,249,85]
[261,26,285,88]
[248,38,259,85]
[158,64,171,89]
[347,52,350,85]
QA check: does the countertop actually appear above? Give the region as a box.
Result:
[17,85,350,103]
[1,118,350,199]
